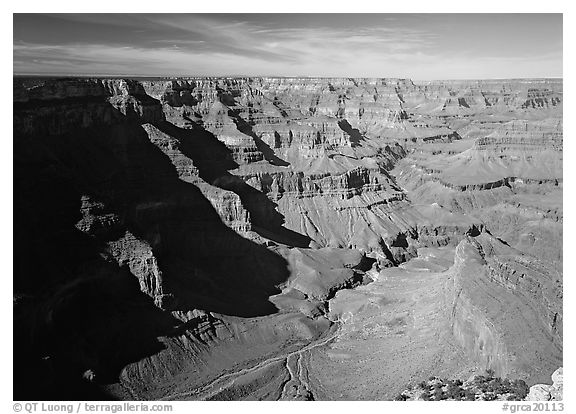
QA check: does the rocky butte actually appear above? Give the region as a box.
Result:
[13,76,562,400]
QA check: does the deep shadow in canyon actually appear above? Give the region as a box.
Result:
[13,100,295,400]
[153,120,312,248]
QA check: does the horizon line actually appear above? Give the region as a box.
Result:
[13,73,564,82]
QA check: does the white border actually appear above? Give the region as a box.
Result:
[3,3,573,414]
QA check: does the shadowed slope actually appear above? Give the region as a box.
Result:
[153,120,312,248]
[14,99,294,399]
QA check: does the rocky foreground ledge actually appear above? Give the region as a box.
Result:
[395,367,562,401]
[526,368,563,401]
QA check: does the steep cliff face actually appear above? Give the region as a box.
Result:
[14,76,562,400]
[14,78,165,137]
[447,235,562,382]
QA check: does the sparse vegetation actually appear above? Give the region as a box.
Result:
[463,389,476,401]
[396,369,530,401]
[446,382,464,400]
[421,390,432,401]
[484,392,498,401]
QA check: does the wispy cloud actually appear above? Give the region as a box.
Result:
[13,14,563,79]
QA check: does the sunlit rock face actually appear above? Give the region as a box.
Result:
[526,367,563,401]
[13,76,562,401]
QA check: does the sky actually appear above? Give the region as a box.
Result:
[13,13,563,80]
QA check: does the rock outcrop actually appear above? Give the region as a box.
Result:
[526,368,563,401]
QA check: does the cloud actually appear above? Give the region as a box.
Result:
[13,14,562,79]
[136,15,438,64]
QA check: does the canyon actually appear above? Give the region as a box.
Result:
[13,76,562,400]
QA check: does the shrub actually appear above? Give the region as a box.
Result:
[446,383,463,400]
[436,391,448,401]
[394,393,408,401]
[464,390,476,401]
[486,379,502,393]
[493,378,514,395]
[511,379,529,399]
[453,379,463,386]
[484,392,498,401]
[476,381,488,393]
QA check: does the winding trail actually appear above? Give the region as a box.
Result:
[158,326,340,401]
[279,354,297,399]
[297,351,312,394]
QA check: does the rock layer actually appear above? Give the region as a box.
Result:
[13,76,562,400]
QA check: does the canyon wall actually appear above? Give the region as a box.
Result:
[13,76,562,400]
